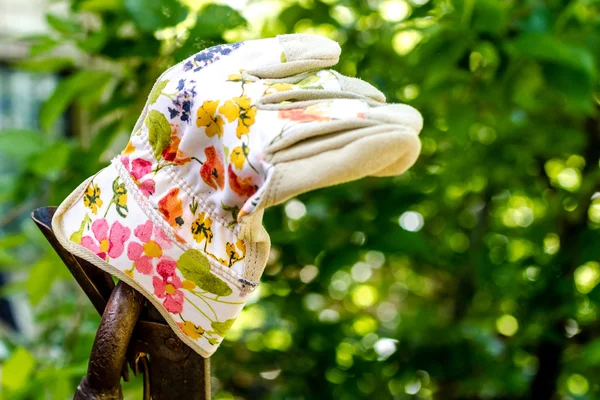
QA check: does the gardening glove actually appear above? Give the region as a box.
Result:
[52,34,423,357]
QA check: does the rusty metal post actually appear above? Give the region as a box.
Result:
[31,207,211,400]
[75,282,144,400]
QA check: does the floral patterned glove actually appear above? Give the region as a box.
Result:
[52,34,423,357]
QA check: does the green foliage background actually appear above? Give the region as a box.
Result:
[1,0,600,398]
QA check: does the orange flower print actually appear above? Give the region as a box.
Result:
[227,164,257,199]
[178,321,205,340]
[158,188,184,228]
[200,146,225,191]
[162,124,191,165]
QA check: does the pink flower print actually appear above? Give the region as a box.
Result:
[81,219,130,261]
[120,155,156,196]
[153,259,184,314]
[127,221,173,274]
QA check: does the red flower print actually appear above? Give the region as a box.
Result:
[81,219,130,261]
[153,258,184,314]
[127,221,173,274]
[120,155,156,196]
[227,164,257,199]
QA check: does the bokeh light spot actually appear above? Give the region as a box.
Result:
[264,329,292,351]
[574,262,600,294]
[567,374,589,396]
[299,264,319,283]
[399,211,424,232]
[284,199,307,220]
[374,338,398,360]
[392,30,422,55]
[352,285,379,308]
[557,168,581,192]
[379,0,411,22]
[353,316,378,335]
[351,262,372,282]
[496,314,519,336]
[544,233,560,255]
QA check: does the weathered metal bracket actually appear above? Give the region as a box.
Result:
[32,207,211,400]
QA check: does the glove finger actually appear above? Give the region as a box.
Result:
[329,71,386,102]
[241,34,341,79]
[261,122,421,209]
[257,69,386,103]
[262,99,422,156]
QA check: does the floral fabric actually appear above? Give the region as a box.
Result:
[60,164,250,355]
[53,34,423,358]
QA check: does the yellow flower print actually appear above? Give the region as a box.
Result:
[219,95,257,138]
[225,242,236,256]
[180,321,205,340]
[196,100,225,138]
[230,146,246,170]
[264,82,293,94]
[123,140,136,154]
[191,212,213,244]
[227,72,243,82]
[182,279,196,290]
[83,183,103,215]
[225,239,246,267]
[117,193,128,209]
[143,240,162,258]
[236,239,246,254]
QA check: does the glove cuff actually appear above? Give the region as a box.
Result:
[52,156,264,357]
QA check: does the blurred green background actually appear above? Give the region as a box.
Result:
[1,0,600,398]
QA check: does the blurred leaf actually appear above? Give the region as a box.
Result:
[101,36,161,58]
[124,0,188,32]
[582,338,600,366]
[0,129,45,160]
[509,33,596,111]
[39,70,111,132]
[46,14,82,36]
[471,0,508,35]
[190,4,247,38]
[28,141,72,180]
[27,35,59,57]
[2,347,36,392]
[509,33,595,78]
[26,256,60,306]
[0,234,27,248]
[0,249,19,268]
[77,0,123,12]
[76,29,109,52]
[17,57,75,72]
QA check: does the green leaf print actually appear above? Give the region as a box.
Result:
[211,318,236,336]
[69,214,91,244]
[149,80,169,105]
[145,109,171,160]
[177,249,232,296]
